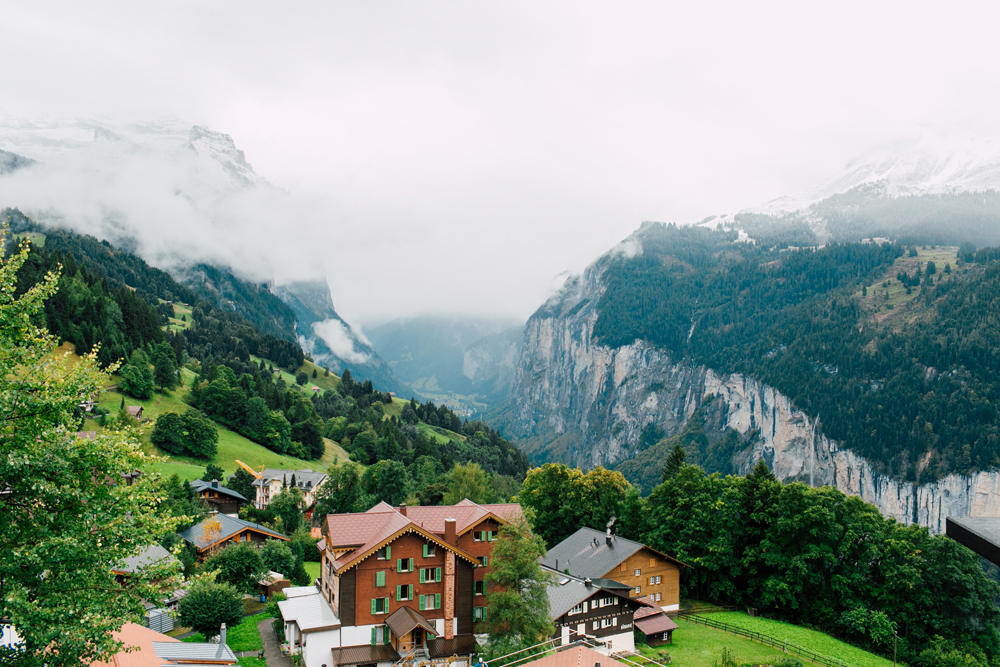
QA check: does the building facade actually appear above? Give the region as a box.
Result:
[540,527,687,611]
[544,567,643,654]
[252,468,328,510]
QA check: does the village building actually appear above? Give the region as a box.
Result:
[189,479,248,516]
[252,468,328,509]
[178,512,288,560]
[543,565,644,653]
[126,405,143,419]
[631,596,678,646]
[278,499,521,667]
[540,528,687,611]
[90,622,237,667]
[514,644,636,667]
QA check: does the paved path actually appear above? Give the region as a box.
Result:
[259,617,292,667]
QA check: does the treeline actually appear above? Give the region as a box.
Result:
[521,461,1000,667]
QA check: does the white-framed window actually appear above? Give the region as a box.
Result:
[478,556,488,567]
[569,603,584,615]
[376,546,391,560]
[419,594,442,610]
[473,606,488,622]
[422,544,436,557]
[396,584,413,601]
[598,597,615,607]
[655,592,662,602]
[656,575,662,584]
[474,581,486,596]
[634,568,641,576]
[372,597,389,614]
[603,618,614,628]
[634,586,641,594]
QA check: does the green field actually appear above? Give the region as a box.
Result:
[702,613,894,667]
[416,421,466,444]
[167,301,193,332]
[639,618,814,667]
[12,231,46,248]
[93,384,330,483]
[856,245,961,317]
[303,561,321,582]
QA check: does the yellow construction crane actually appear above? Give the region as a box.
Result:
[235,459,264,479]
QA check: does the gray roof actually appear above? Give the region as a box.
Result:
[151,640,237,663]
[178,514,287,549]
[284,585,320,598]
[542,565,638,619]
[947,517,1000,566]
[278,592,340,632]
[189,479,248,502]
[114,544,178,574]
[541,527,669,579]
[252,468,327,490]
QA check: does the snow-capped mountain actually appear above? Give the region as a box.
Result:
[0,116,408,394]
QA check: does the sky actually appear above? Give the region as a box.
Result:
[2,1,1000,326]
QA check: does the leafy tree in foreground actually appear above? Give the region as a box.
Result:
[177,580,244,640]
[0,231,178,667]
[204,542,267,595]
[443,462,493,505]
[313,461,367,519]
[269,486,305,535]
[482,515,554,660]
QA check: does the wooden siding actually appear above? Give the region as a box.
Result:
[455,559,474,635]
[340,568,356,626]
[553,590,640,640]
[603,547,680,606]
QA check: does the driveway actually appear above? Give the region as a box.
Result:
[259,617,293,667]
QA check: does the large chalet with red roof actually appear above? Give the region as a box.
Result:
[281,499,522,667]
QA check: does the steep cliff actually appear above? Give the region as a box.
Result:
[506,229,1000,534]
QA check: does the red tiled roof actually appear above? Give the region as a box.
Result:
[92,623,179,667]
[634,614,679,635]
[323,502,484,572]
[405,500,523,536]
[518,646,630,667]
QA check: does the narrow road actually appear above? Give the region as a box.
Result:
[259,617,292,667]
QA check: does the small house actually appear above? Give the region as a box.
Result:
[189,479,248,516]
[179,512,288,560]
[126,406,143,419]
[632,596,678,646]
[544,566,644,653]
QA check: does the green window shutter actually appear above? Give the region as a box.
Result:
[396,584,401,599]
[376,570,385,587]
[371,627,376,644]
[396,558,402,573]
[435,567,442,582]
[409,557,414,571]
[385,627,391,645]
[435,593,441,609]
[483,556,488,567]
[386,545,391,560]
[419,569,425,583]
[419,595,425,610]
[483,607,488,621]
[371,599,377,615]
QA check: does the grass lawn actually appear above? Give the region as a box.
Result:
[416,422,466,444]
[303,561,321,582]
[95,385,328,482]
[705,612,894,667]
[237,658,267,667]
[226,612,268,651]
[856,245,960,315]
[639,618,808,667]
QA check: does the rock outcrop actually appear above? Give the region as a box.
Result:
[506,235,1000,534]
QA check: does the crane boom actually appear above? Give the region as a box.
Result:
[235,459,264,479]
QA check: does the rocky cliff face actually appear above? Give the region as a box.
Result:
[506,235,1000,534]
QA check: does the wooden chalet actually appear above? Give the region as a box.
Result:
[543,565,645,653]
[189,479,248,515]
[178,512,288,559]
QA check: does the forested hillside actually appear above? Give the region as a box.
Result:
[4,211,528,499]
[591,223,1000,481]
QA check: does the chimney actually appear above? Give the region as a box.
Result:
[555,559,558,570]
[220,623,227,646]
[212,479,219,489]
[584,577,592,588]
[445,518,457,545]
[606,517,616,546]
[399,503,407,516]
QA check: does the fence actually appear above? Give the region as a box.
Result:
[683,615,849,667]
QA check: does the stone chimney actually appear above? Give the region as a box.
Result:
[444,518,457,545]
[399,503,407,516]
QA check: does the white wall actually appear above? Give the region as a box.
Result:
[341,623,377,647]
[604,630,634,653]
[303,628,341,667]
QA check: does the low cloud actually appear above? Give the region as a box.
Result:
[312,319,371,365]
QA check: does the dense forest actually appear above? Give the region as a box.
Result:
[521,460,1000,667]
[592,223,1000,480]
[4,211,528,493]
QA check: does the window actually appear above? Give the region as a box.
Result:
[419,594,442,610]
[375,571,386,587]
[473,606,488,622]
[376,546,391,560]
[634,586,641,594]
[599,618,614,629]
[474,581,486,596]
[396,584,413,601]
[473,530,497,542]
[655,592,662,602]
[488,531,496,541]
[598,597,616,607]
[655,575,662,585]
[568,603,584,615]
[397,557,414,573]
[474,531,482,542]
[420,567,442,583]
[371,597,390,615]
[648,576,654,586]
[371,626,390,645]
[634,568,641,577]
[422,544,436,557]
[478,556,488,567]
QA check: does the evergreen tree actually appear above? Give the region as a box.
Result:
[662,443,687,481]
